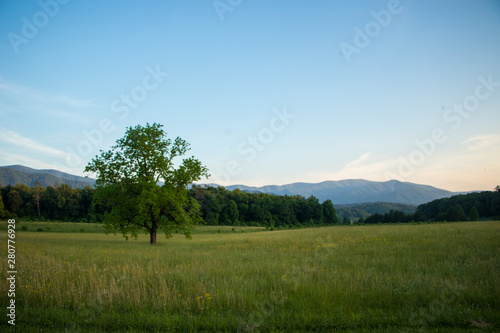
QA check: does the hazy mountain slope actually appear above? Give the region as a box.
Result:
[0,165,456,205]
[336,202,417,221]
[0,165,95,189]
[226,179,455,206]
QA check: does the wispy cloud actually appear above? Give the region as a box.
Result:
[50,94,96,108]
[462,134,500,150]
[0,149,63,171]
[0,129,67,157]
[339,157,400,180]
[306,154,400,182]
[345,153,370,169]
[0,81,23,95]
[406,151,500,192]
[0,77,98,110]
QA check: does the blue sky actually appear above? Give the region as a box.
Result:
[0,0,499,191]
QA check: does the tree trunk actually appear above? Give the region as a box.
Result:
[150,229,157,245]
[150,219,158,245]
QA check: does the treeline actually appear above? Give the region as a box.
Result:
[0,183,104,222]
[417,189,500,221]
[189,185,339,228]
[360,209,426,224]
[360,188,500,224]
[0,183,340,227]
[3,181,498,226]
[337,202,416,222]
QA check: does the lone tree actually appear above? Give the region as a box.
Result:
[469,206,479,221]
[321,199,338,225]
[85,123,209,244]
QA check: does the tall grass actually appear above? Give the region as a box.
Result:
[1,221,499,332]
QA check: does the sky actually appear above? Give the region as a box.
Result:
[0,0,499,192]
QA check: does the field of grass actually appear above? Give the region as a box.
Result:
[0,221,267,234]
[1,221,499,332]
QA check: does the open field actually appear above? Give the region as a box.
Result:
[1,221,499,332]
[0,221,266,234]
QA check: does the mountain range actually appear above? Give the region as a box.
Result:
[0,165,95,189]
[224,180,457,206]
[0,165,458,206]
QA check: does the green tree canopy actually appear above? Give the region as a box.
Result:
[446,204,467,222]
[85,123,209,244]
[0,194,7,219]
[321,199,338,225]
[469,206,479,221]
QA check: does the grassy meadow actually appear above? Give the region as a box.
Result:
[1,221,499,332]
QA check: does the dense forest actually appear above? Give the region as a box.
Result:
[361,187,500,224]
[1,182,499,226]
[336,202,417,222]
[189,185,338,227]
[0,183,101,222]
[0,183,339,227]
[417,188,500,221]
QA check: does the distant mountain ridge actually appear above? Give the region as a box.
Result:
[336,202,417,221]
[224,179,457,206]
[0,165,95,189]
[0,165,457,205]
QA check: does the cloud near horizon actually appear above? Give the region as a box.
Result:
[0,129,67,158]
[0,77,98,110]
[305,154,400,184]
[462,134,500,151]
[345,153,371,169]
